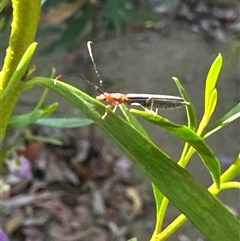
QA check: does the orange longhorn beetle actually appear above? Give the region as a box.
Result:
[86,41,189,119]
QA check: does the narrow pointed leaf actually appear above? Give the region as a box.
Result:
[120,104,164,220]
[119,104,149,137]
[131,109,221,188]
[26,77,240,241]
[204,54,222,121]
[41,102,59,116]
[204,103,240,138]
[206,89,218,122]
[9,109,43,128]
[35,117,93,128]
[127,238,137,241]
[172,77,197,131]
[26,135,62,145]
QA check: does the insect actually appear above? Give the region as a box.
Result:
[86,41,189,119]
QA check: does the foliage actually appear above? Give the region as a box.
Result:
[1,1,240,241]
[39,0,157,53]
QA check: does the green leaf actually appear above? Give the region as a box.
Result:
[35,117,94,128]
[127,238,137,241]
[0,0,10,12]
[27,76,240,241]
[204,54,222,122]
[152,183,164,215]
[8,102,59,128]
[131,109,221,188]
[204,103,240,138]
[120,104,164,222]
[172,77,197,131]
[26,135,62,145]
[9,109,43,128]
[119,104,149,137]
[41,102,59,116]
[1,42,38,99]
[207,88,218,121]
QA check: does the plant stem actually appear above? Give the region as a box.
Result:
[155,155,240,240]
[0,0,41,141]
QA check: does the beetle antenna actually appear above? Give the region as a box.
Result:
[87,41,104,86]
[79,75,104,94]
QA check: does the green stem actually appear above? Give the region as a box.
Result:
[1,0,41,91]
[221,154,240,183]
[156,213,187,241]
[150,197,169,240]
[35,88,49,110]
[220,182,240,190]
[155,156,240,240]
[0,0,41,141]
[35,68,57,110]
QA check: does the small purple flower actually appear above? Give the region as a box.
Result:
[7,155,33,181]
[0,228,9,241]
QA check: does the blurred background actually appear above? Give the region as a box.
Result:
[1,0,239,240]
